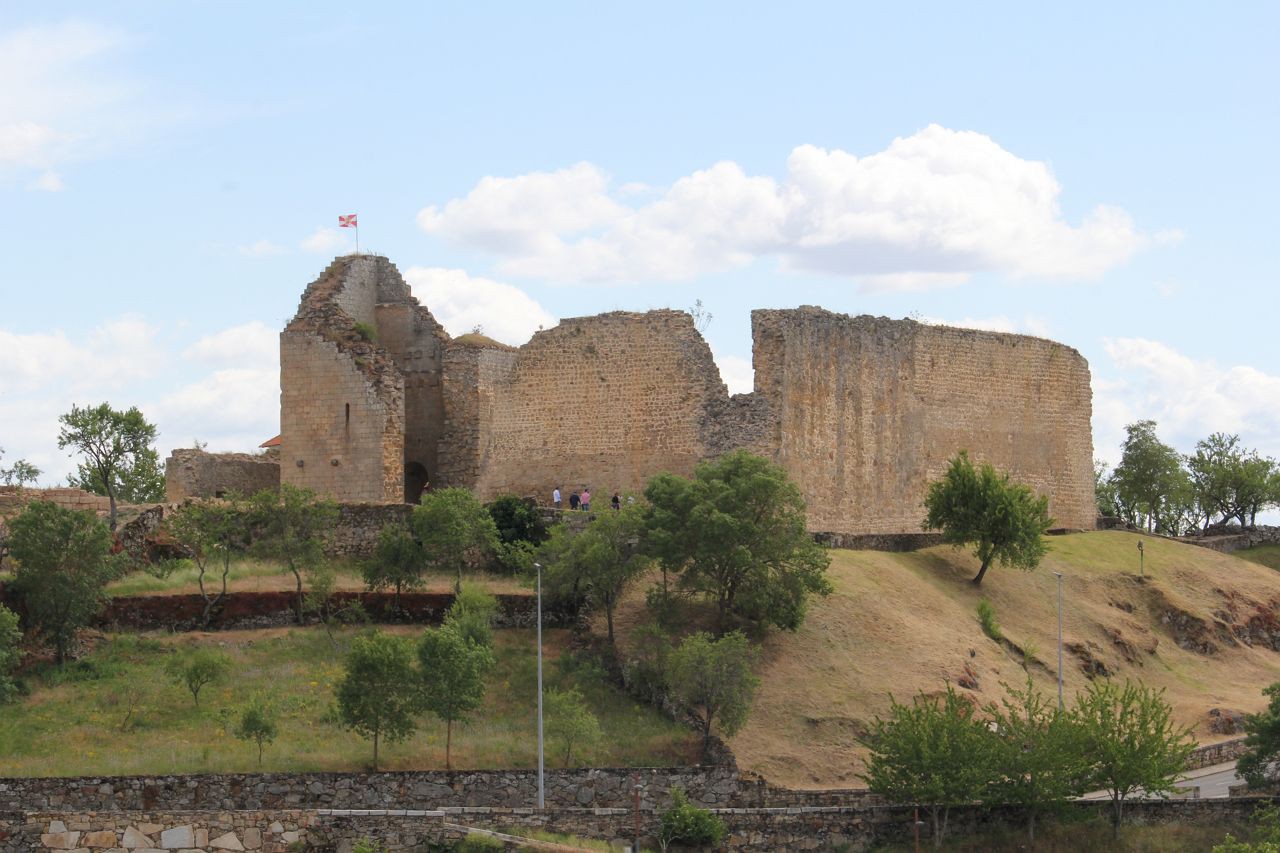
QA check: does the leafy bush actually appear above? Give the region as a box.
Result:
[486,494,549,546]
[445,583,499,648]
[0,603,20,703]
[353,321,378,343]
[164,646,231,706]
[234,697,279,765]
[659,786,725,850]
[977,598,1002,641]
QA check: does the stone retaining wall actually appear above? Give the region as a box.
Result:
[1188,737,1248,769]
[0,765,741,814]
[4,798,1274,853]
[96,590,579,632]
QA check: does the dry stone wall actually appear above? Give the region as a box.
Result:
[751,307,1096,533]
[164,449,280,502]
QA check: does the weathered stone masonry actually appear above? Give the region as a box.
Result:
[279,256,1096,534]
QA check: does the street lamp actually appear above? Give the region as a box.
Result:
[534,561,545,810]
[1053,571,1064,711]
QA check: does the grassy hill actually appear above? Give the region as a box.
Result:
[611,531,1280,789]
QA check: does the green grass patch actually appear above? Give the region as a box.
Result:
[871,812,1248,851]
[0,626,697,776]
[1237,543,1280,572]
[976,598,1001,641]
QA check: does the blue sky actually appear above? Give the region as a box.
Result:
[2,2,1278,491]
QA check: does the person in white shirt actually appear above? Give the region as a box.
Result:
[552,486,562,510]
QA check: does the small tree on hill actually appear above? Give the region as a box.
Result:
[985,678,1089,843]
[1111,420,1187,534]
[336,630,420,771]
[165,646,231,706]
[1235,683,1280,789]
[545,686,603,767]
[165,498,247,628]
[861,685,997,848]
[541,501,649,645]
[249,485,339,624]
[668,630,759,758]
[0,603,21,704]
[1073,678,1195,835]
[644,450,831,634]
[923,451,1053,585]
[417,624,493,769]
[8,501,117,664]
[0,447,40,488]
[362,521,424,612]
[444,583,499,649]
[58,402,164,530]
[410,488,499,594]
[234,696,279,765]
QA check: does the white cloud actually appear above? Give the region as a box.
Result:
[417,125,1151,288]
[0,315,162,394]
[0,20,140,184]
[29,169,65,192]
[239,239,285,257]
[403,267,556,346]
[1093,338,1280,467]
[183,321,278,367]
[300,227,348,254]
[149,366,279,452]
[713,352,754,395]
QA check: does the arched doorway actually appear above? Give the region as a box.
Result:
[404,461,429,504]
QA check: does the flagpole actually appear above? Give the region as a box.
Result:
[355,225,360,256]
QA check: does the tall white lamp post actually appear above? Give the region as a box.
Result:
[1053,571,1064,711]
[534,561,545,810]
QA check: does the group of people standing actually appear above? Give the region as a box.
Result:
[552,486,620,512]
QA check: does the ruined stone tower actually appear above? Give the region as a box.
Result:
[279,255,1097,532]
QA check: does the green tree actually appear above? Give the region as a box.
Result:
[234,697,279,765]
[57,402,164,530]
[643,450,831,634]
[164,646,231,706]
[444,583,499,649]
[248,485,339,624]
[8,501,117,664]
[1215,804,1280,853]
[861,685,998,848]
[164,498,246,628]
[417,624,493,769]
[336,630,420,771]
[545,686,603,767]
[658,787,726,852]
[1237,683,1280,789]
[1073,678,1196,835]
[0,447,41,487]
[985,678,1089,843]
[922,451,1054,586]
[410,488,499,594]
[486,494,549,546]
[668,630,759,757]
[0,603,21,704]
[1111,420,1187,534]
[362,521,424,611]
[1094,458,1121,518]
[541,502,649,644]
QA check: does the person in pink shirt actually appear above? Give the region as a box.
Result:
[580,488,591,511]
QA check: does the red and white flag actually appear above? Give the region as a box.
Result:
[339,214,358,228]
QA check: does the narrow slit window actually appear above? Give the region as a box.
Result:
[345,403,350,424]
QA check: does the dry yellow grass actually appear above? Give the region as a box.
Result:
[610,531,1280,789]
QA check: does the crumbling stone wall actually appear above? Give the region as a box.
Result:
[442,310,729,501]
[280,257,1095,534]
[280,256,448,504]
[750,307,1097,532]
[164,449,279,501]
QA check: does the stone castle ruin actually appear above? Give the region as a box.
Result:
[223,254,1096,535]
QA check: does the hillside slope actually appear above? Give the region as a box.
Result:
[612,531,1280,789]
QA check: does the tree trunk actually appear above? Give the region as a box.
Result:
[1111,793,1123,837]
[1028,807,1036,844]
[292,567,304,625]
[108,491,118,532]
[702,715,713,759]
[929,806,941,849]
[446,718,453,770]
[257,741,264,766]
[971,558,992,585]
[373,730,380,772]
[605,606,615,645]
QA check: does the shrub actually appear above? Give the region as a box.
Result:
[234,697,279,765]
[353,321,378,343]
[164,647,231,706]
[454,834,504,852]
[0,603,21,703]
[445,583,499,648]
[352,839,388,853]
[977,598,1002,641]
[659,787,725,850]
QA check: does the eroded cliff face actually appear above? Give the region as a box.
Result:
[280,258,1095,535]
[750,307,1096,533]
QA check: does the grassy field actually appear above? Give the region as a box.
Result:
[102,557,530,597]
[1237,543,1280,572]
[608,531,1280,789]
[0,625,698,776]
[872,817,1249,852]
